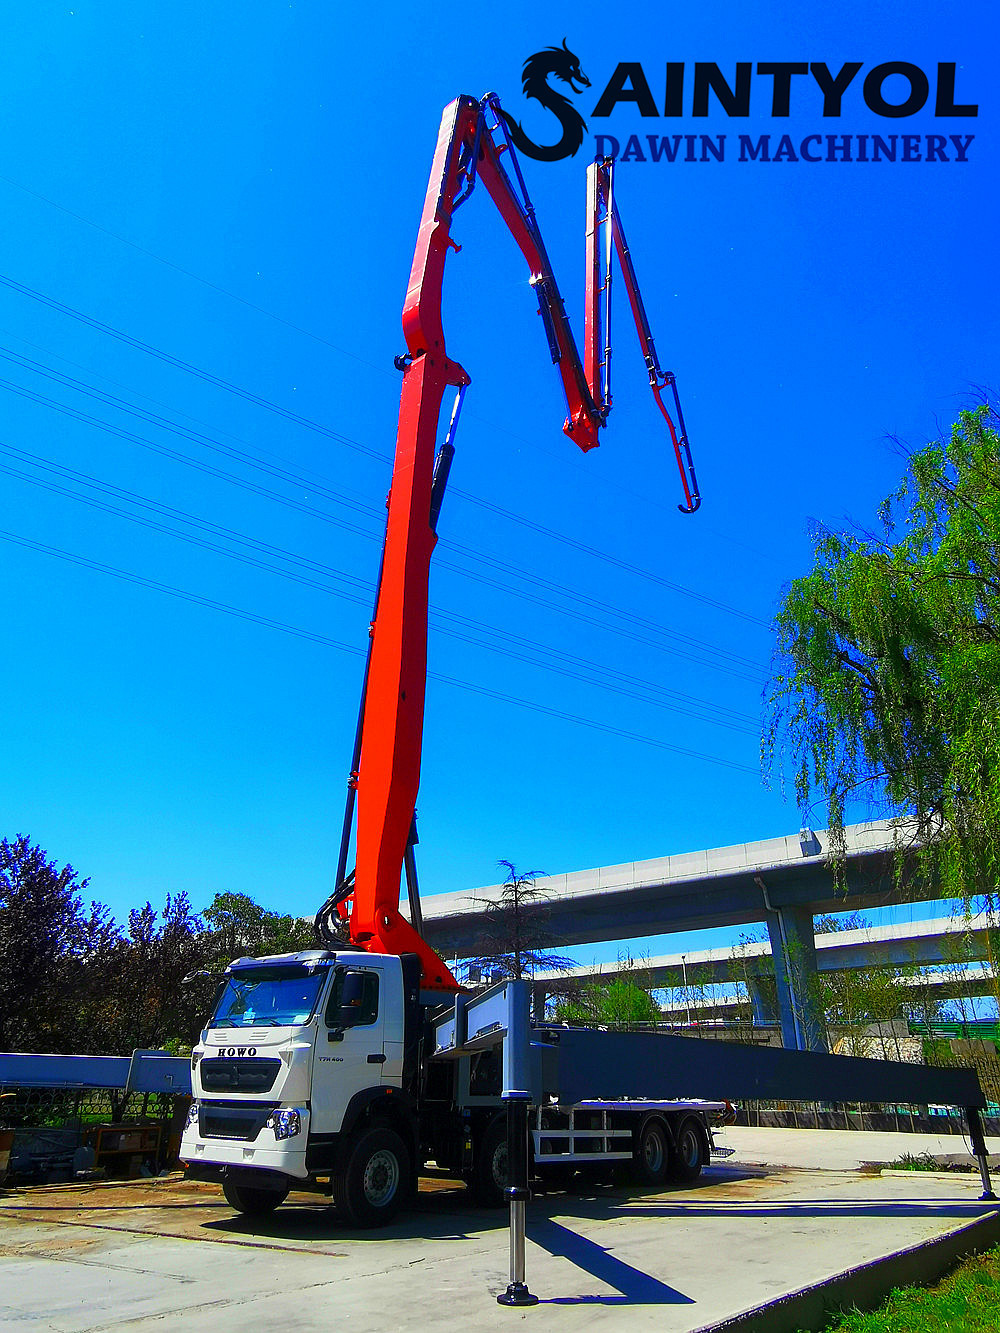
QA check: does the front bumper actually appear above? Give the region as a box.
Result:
[180,1106,311,1180]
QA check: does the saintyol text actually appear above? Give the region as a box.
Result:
[590,63,977,118]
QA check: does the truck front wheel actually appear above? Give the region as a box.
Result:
[334,1127,410,1228]
[222,1177,289,1215]
[667,1116,707,1182]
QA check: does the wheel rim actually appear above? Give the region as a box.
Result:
[643,1128,665,1173]
[362,1149,400,1207]
[679,1126,698,1167]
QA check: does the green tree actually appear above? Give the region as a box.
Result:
[466,861,575,982]
[201,891,315,965]
[94,893,213,1054]
[765,404,1000,904]
[554,961,663,1029]
[0,836,118,1051]
[726,913,947,1049]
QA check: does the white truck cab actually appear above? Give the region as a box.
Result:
[181,949,419,1222]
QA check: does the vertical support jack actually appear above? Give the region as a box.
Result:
[497,1091,538,1308]
[498,981,538,1307]
[966,1106,997,1201]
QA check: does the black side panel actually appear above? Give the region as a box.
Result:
[305,1134,341,1171]
[400,952,423,1095]
[225,1166,291,1190]
[184,1162,225,1183]
[546,1029,985,1108]
[185,1163,290,1190]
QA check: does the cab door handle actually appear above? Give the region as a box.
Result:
[367,1053,386,1064]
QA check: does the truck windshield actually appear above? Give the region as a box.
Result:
[208,967,327,1028]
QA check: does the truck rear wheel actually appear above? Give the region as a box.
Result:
[222,1177,289,1215]
[334,1127,409,1228]
[470,1116,508,1207]
[667,1116,707,1183]
[632,1117,670,1185]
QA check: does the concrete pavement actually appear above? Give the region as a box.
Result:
[2,1129,1000,1332]
[725,1123,1000,1172]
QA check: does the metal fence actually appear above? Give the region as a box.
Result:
[0,1082,189,1185]
[0,1083,178,1128]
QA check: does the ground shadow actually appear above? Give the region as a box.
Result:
[201,1169,764,1243]
[530,1218,694,1306]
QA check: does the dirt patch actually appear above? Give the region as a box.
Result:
[0,1169,485,1252]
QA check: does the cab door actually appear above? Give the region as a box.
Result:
[310,965,386,1135]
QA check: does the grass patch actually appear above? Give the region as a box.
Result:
[886,1151,942,1171]
[816,1243,1000,1331]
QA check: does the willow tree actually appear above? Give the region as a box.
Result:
[765,404,1000,902]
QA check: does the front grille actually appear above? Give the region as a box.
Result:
[200,1057,281,1094]
[202,1113,258,1142]
[199,1103,275,1142]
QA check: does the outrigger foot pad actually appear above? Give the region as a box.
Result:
[497,1282,539,1308]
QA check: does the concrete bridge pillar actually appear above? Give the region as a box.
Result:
[764,905,827,1052]
[748,976,779,1025]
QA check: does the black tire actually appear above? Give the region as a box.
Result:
[222,1177,289,1215]
[470,1116,508,1207]
[632,1117,670,1185]
[333,1127,409,1228]
[667,1116,707,1183]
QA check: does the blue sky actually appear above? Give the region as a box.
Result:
[0,3,996,965]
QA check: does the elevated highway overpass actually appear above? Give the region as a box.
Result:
[532,913,995,993]
[654,967,998,1023]
[423,820,984,1053]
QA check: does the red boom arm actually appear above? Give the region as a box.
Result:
[316,95,697,990]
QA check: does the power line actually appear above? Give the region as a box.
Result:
[0,173,390,375]
[0,274,767,629]
[0,273,387,461]
[448,489,767,627]
[0,344,384,517]
[0,526,760,775]
[0,441,758,733]
[0,169,792,583]
[0,374,379,539]
[0,323,386,498]
[0,358,764,683]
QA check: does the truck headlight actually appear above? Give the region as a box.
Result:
[266,1108,302,1140]
[185,1102,199,1128]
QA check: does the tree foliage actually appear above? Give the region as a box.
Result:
[554,961,663,1029]
[467,860,575,982]
[93,894,212,1055]
[201,891,315,964]
[766,404,1000,901]
[0,835,117,1051]
[0,837,315,1055]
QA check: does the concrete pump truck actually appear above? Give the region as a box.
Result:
[179,91,729,1228]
